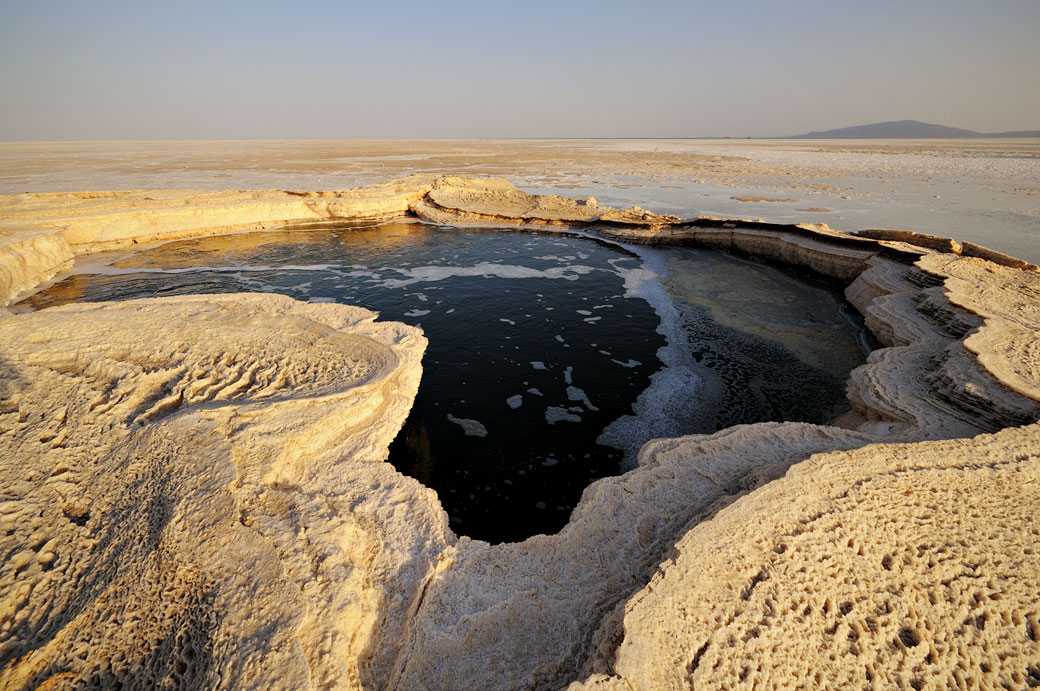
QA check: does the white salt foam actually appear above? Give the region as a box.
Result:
[447,414,488,437]
[545,407,581,424]
[598,250,718,468]
[383,262,597,288]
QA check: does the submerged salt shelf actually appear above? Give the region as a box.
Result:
[25,221,872,542]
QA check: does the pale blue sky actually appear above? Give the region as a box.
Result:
[1,0,1037,140]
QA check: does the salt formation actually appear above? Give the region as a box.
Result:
[410,176,681,228]
[1,176,1039,689]
[0,178,439,305]
[0,295,439,688]
[571,426,1040,690]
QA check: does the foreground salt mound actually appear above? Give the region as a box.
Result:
[0,294,445,689]
[387,423,874,689]
[570,423,1040,690]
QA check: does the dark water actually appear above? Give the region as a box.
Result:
[25,221,872,543]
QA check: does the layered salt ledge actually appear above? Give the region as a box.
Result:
[2,177,1039,689]
[0,178,439,305]
[3,175,1035,308]
[0,295,436,689]
[0,175,677,306]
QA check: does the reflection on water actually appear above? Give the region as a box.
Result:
[25,221,873,543]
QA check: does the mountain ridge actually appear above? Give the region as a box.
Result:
[789,120,1040,139]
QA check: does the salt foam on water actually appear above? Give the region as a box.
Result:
[546,407,582,425]
[598,250,719,469]
[612,358,641,368]
[74,262,339,276]
[383,262,597,288]
[446,414,488,437]
[567,386,599,411]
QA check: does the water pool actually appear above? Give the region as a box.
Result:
[25,221,872,542]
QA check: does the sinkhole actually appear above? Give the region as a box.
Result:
[25,220,875,543]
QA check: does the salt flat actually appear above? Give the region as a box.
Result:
[2,138,1037,261]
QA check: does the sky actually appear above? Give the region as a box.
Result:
[1,0,1038,140]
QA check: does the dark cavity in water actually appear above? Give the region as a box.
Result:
[25,221,873,543]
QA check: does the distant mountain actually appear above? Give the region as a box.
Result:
[789,120,1040,139]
